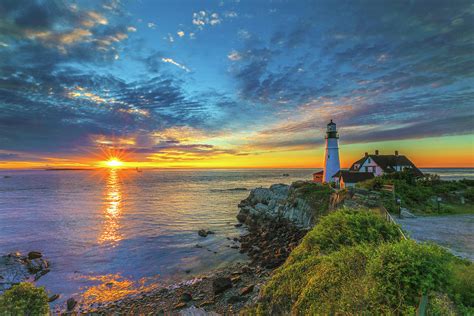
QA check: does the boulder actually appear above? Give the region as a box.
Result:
[48,294,60,302]
[198,230,208,237]
[67,297,77,311]
[236,213,247,223]
[212,277,232,295]
[180,292,192,302]
[174,302,187,309]
[240,285,254,296]
[0,252,50,292]
[27,251,42,260]
[227,295,244,303]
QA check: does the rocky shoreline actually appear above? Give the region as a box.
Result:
[0,251,50,293]
[83,212,307,315]
[79,184,315,315]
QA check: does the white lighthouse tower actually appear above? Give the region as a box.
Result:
[323,120,340,183]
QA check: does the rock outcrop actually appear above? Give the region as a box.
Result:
[237,181,333,229]
[0,252,49,292]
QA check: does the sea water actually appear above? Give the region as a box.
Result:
[0,168,472,305]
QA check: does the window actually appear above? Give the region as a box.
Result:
[365,167,368,172]
[368,158,371,163]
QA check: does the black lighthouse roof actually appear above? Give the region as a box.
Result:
[328,119,336,126]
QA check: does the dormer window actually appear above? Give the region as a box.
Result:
[368,158,371,163]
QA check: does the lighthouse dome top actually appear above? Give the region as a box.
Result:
[326,120,337,133]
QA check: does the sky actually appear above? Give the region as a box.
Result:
[0,0,473,169]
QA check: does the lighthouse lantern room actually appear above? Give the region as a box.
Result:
[323,120,341,183]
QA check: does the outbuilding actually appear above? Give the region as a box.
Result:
[333,170,375,189]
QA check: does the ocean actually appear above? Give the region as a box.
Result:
[0,168,472,307]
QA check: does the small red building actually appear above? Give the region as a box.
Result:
[312,170,324,183]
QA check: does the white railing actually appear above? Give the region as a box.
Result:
[379,205,407,240]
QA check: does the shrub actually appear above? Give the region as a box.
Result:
[289,208,402,262]
[367,240,452,314]
[464,187,474,202]
[0,283,49,316]
[427,293,458,316]
[254,209,403,314]
[255,256,321,315]
[254,225,458,315]
[448,261,474,309]
[292,245,372,315]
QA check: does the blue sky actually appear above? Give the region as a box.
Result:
[0,0,473,167]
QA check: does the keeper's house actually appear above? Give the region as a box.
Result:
[330,150,423,189]
[348,150,423,177]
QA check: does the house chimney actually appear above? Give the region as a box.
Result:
[375,150,379,155]
[395,150,399,156]
[364,152,368,157]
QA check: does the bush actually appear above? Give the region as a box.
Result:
[255,256,321,315]
[253,209,403,314]
[427,293,458,316]
[464,187,474,202]
[251,208,471,315]
[292,245,372,315]
[289,208,402,263]
[0,283,49,316]
[368,240,452,314]
[448,261,474,309]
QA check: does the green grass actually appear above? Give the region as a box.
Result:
[288,181,332,219]
[247,208,473,315]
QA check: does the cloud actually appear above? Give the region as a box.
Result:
[227,50,242,61]
[147,22,156,29]
[0,153,21,160]
[1,0,473,164]
[224,11,238,18]
[165,33,175,43]
[192,11,222,29]
[145,143,245,162]
[161,58,190,72]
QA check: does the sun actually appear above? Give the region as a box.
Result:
[105,158,124,168]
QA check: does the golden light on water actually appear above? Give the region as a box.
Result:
[99,169,123,245]
[80,274,160,305]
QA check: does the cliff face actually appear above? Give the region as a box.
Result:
[237,181,333,229]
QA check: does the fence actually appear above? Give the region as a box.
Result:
[378,205,407,240]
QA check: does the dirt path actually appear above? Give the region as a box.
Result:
[396,214,474,261]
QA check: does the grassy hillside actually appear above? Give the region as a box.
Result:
[244,209,473,315]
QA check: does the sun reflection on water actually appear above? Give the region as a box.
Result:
[99,169,123,245]
[78,273,161,306]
